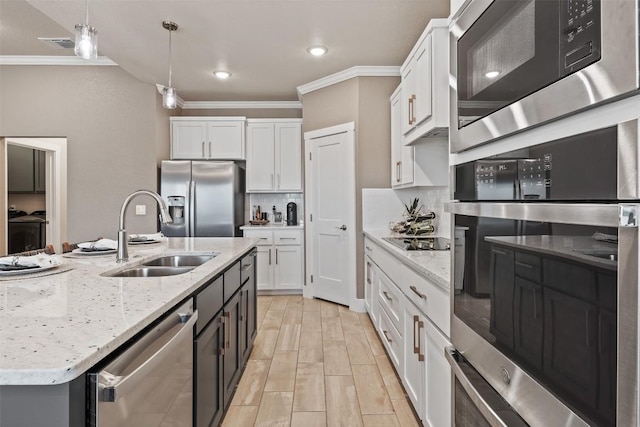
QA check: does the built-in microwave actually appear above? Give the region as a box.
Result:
[446,121,639,427]
[450,0,640,153]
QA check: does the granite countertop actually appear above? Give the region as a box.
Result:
[363,229,451,290]
[0,237,256,386]
[485,235,617,270]
[241,223,304,230]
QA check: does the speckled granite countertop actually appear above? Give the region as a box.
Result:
[363,229,451,290]
[485,235,617,270]
[0,237,255,386]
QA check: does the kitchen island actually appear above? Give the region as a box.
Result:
[0,237,256,426]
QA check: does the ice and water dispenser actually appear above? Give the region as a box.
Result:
[167,196,185,225]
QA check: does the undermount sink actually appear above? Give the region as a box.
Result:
[106,266,195,278]
[574,249,618,262]
[142,254,216,267]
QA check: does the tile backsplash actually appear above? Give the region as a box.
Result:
[248,193,304,224]
[362,186,451,238]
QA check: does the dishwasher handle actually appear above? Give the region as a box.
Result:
[99,308,197,403]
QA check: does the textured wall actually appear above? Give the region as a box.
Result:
[0,65,164,243]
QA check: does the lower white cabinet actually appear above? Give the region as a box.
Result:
[364,236,451,427]
[244,229,303,291]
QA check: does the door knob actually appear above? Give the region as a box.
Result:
[336,224,347,230]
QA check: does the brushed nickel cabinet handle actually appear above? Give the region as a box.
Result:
[417,320,424,362]
[382,291,392,301]
[410,285,426,300]
[413,315,419,355]
[383,330,392,343]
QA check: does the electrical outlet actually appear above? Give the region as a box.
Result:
[135,205,146,215]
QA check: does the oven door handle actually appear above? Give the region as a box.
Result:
[445,347,512,427]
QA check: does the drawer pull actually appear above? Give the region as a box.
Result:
[514,261,535,269]
[410,285,426,300]
[365,246,372,251]
[259,237,268,240]
[279,237,297,240]
[382,291,392,301]
[241,264,252,271]
[383,330,392,343]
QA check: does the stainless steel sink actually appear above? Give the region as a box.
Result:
[106,266,194,278]
[141,254,216,267]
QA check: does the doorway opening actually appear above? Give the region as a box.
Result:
[1,137,68,256]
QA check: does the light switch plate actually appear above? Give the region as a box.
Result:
[135,205,146,215]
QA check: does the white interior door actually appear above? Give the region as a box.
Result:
[305,123,356,307]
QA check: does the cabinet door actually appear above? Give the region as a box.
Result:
[34,150,46,193]
[255,245,273,290]
[239,279,257,364]
[171,120,208,159]
[489,246,515,349]
[543,287,598,408]
[364,256,375,313]
[275,123,302,191]
[208,121,244,160]
[402,302,424,419]
[401,64,416,136]
[7,145,35,192]
[390,91,404,187]
[274,245,302,289]
[195,314,224,427]
[598,308,616,424]
[222,291,241,407]
[414,34,432,125]
[246,123,276,191]
[513,277,543,370]
[423,315,451,427]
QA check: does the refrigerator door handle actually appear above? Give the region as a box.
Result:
[189,180,196,237]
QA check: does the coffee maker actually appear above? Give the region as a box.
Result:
[286,202,298,226]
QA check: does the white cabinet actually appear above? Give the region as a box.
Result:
[246,120,302,192]
[170,117,245,160]
[399,19,449,144]
[365,236,451,426]
[244,229,303,291]
[391,86,415,188]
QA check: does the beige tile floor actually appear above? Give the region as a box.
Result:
[221,295,421,427]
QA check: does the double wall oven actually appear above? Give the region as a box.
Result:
[450,0,640,152]
[447,120,639,426]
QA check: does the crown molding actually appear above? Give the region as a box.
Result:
[0,55,117,66]
[296,65,401,98]
[181,100,302,110]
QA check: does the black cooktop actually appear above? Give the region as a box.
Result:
[382,236,451,251]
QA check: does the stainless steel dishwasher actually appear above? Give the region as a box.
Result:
[88,299,197,427]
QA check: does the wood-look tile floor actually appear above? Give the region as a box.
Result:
[221,295,421,427]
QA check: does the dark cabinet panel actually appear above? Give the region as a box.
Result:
[195,314,224,427]
[543,258,597,302]
[239,251,257,364]
[489,246,515,349]
[598,309,616,424]
[543,287,598,408]
[513,277,543,370]
[222,291,241,407]
[7,145,45,193]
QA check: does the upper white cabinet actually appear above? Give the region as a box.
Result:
[391,86,415,187]
[400,19,449,144]
[246,119,302,193]
[171,117,245,160]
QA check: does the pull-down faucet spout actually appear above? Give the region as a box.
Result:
[117,190,172,262]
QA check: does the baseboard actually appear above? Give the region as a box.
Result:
[257,289,303,296]
[349,298,367,313]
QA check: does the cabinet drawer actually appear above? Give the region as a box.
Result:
[241,251,256,285]
[196,276,223,335]
[224,261,242,299]
[378,302,402,370]
[401,264,450,336]
[378,271,403,334]
[514,251,541,282]
[370,241,402,284]
[243,230,273,245]
[274,230,302,245]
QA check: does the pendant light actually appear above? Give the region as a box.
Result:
[74,0,98,59]
[162,21,178,110]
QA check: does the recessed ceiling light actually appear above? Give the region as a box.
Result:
[485,70,500,78]
[214,70,231,79]
[307,46,328,57]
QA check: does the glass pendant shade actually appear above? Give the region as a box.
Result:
[74,24,98,59]
[163,86,177,109]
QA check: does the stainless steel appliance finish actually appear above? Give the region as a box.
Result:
[160,161,245,237]
[448,122,639,427]
[286,201,298,226]
[89,299,197,427]
[450,0,640,153]
[382,236,451,251]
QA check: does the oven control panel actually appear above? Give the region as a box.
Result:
[561,0,601,73]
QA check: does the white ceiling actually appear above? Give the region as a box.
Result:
[0,0,450,101]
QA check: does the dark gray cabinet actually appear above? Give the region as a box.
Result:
[7,145,45,193]
[489,246,515,349]
[514,277,543,371]
[194,249,257,427]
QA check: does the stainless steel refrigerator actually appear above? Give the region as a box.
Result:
[160,160,245,237]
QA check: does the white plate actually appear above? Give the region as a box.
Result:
[72,248,117,256]
[128,239,161,245]
[0,264,58,276]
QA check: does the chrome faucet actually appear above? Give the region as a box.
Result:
[117,190,173,262]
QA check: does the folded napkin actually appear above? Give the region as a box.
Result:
[0,253,61,268]
[128,232,165,242]
[77,238,118,251]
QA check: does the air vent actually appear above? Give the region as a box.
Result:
[38,37,75,50]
